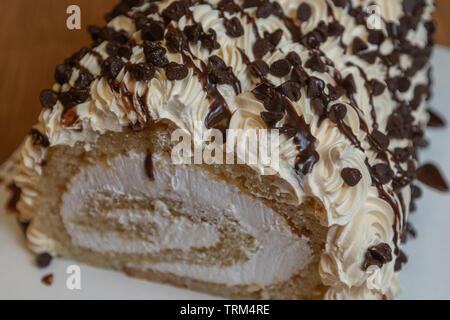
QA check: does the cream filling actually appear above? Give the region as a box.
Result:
[60,152,312,286]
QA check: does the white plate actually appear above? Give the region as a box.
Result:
[1,47,449,300]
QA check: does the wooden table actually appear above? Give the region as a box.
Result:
[0,0,449,163]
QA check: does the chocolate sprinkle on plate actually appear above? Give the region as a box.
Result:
[427,109,446,128]
[41,274,54,286]
[416,163,449,192]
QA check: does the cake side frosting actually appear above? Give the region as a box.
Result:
[9,0,445,299]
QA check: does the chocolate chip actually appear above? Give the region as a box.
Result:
[394,250,408,272]
[112,30,130,44]
[253,38,272,59]
[286,52,302,67]
[291,66,309,84]
[266,29,283,47]
[184,23,202,43]
[394,147,413,163]
[307,77,325,98]
[278,81,302,102]
[54,64,73,85]
[166,62,189,81]
[386,77,399,92]
[297,3,312,21]
[106,41,120,57]
[142,21,166,41]
[329,103,347,123]
[41,274,54,286]
[59,87,91,109]
[207,55,239,87]
[200,29,221,51]
[397,77,411,93]
[65,47,89,67]
[144,41,169,67]
[218,0,240,13]
[252,83,272,101]
[40,90,58,109]
[75,70,95,88]
[87,25,102,41]
[101,57,125,80]
[36,253,52,268]
[331,0,348,8]
[270,59,291,77]
[249,60,269,78]
[127,63,155,81]
[256,0,273,18]
[341,74,356,95]
[371,163,394,185]
[327,84,345,101]
[352,37,368,54]
[369,129,390,152]
[311,97,325,114]
[162,1,189,22]
[165,28,188,53]
[243,0,261,8]
[263,90,284,112]
[224,17,244,38]
[118,43,133,60]
[368,79,386,96]
[305,53,326,73]
[368,29,385,45]
[363,243,393,270]
[341,167,362,186]
[327,21,344,37]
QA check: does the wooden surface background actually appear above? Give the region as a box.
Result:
[0,0,449,163]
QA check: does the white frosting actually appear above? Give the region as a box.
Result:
[61,152,312,286]
[13,0,435,299]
